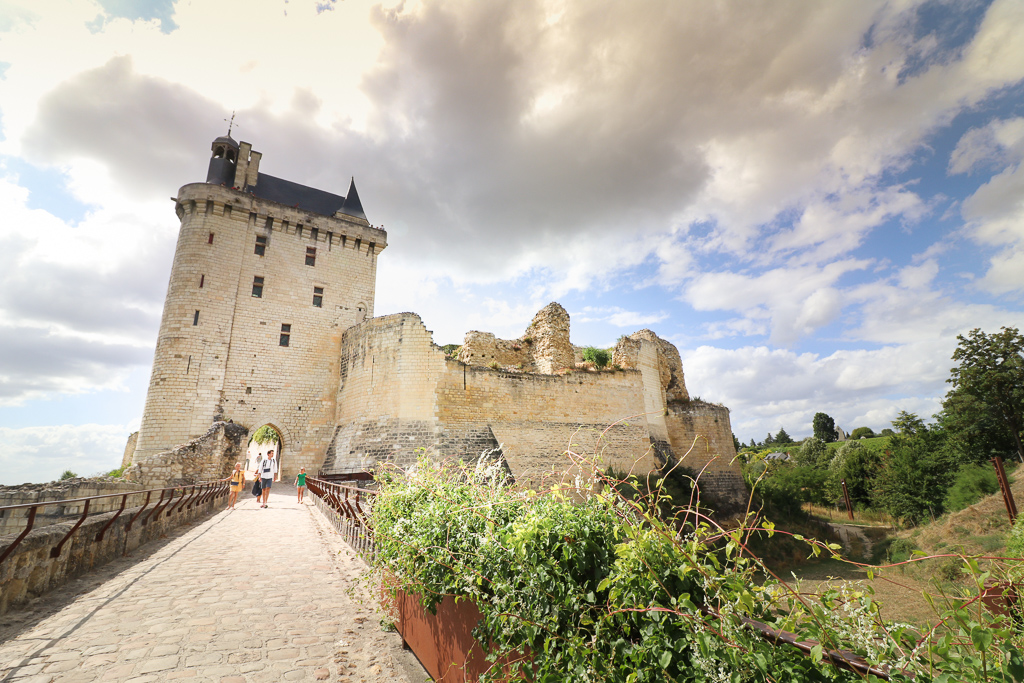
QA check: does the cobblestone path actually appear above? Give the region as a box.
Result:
[0,489,425,683]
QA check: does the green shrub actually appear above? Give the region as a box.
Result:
[581,346,612,369]
[106,466,126,478]
[886,537,918,564]
[943,463,1000,513]
[59,470,78,481]
[1008,514,1024,558]
[372,455,1024,682]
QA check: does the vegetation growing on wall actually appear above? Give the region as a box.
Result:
[371,455,1024,682]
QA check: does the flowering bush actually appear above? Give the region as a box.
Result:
[371,454,1024,682]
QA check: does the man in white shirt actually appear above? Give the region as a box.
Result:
[257,451,278,508]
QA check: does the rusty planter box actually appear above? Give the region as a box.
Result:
[391,590,527,682]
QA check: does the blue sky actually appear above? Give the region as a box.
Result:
[0,0,1023,484]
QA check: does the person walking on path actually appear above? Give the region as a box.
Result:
[228,462,245,509]
[295,467,307,503]
[257,451,278,508]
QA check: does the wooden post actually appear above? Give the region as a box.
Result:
[841,479,854,521]
[992,456,1018,525]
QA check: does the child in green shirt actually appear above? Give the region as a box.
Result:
[294,468,307,503]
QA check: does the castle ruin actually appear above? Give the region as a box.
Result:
[129,135,745,506]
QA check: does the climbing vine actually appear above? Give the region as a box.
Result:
[370,454,1024,682]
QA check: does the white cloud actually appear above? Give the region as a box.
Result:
[0,423,136,486]
[960,160,1024,295]
[949,117,1024,174]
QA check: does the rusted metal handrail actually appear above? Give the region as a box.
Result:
[0,480,229,568]
[95,494,128,542]
[307,476,376,559]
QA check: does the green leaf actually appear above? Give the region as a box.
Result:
[810,644,823,663]
[970,625,993,652]
[659,651,672,669]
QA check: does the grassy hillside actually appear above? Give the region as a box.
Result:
[825,435,889,452]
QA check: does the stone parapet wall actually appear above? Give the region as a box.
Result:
[0,479,146,537]
[126,422,248,487]
[0,485,228,615]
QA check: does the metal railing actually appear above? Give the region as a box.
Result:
[307,476,375,560]
[0,480,230,568]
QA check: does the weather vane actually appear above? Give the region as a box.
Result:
[224,111,236,136]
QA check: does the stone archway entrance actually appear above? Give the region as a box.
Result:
[246,424,283,482]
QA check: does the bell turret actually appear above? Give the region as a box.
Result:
[206,134,239,186]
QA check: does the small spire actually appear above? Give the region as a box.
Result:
[224,110,236,136]
[342,177,367,220]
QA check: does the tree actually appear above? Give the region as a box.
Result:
[774,427,792,444]
[892,410,926,435]
[794,437,829,469]
[850,427,874,440]
[812,412,836,443]
[763,432,775,446]
[251,425,280,445]
[59,469,78,481]
[732,433,741,451]
[947,326,1024,463]
[873,430,956,525]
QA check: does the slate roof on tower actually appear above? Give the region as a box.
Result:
[245,173,368,221]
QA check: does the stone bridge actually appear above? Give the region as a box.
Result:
[0,486,424,682]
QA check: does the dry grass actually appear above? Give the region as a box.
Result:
[902,460,1020,560]
[781,558,942,628]
[803,502,896,527]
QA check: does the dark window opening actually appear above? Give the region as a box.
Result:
[305,247,316,266]
[214,146,225,159]
[199,274,205,288]
[296,225,302,238]
[255,235,267,256]
[313,286,324,308]
[193,310,200,326]
[265,216,273,230]
[246,387,252,394]
[354,238,361,252]
[252,276,264,298]
[311,227,319,241]
[280,323,291,347]
[208,232,214,244]
[227,150,236,162]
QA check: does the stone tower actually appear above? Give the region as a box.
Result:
[131,134,387,479]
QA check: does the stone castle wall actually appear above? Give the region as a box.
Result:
[323,313,662,483]
[133,182,386,480]
[664,401,745,507]
[320,313,747,500]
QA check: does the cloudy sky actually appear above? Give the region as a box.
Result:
[1,0,1023,484]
